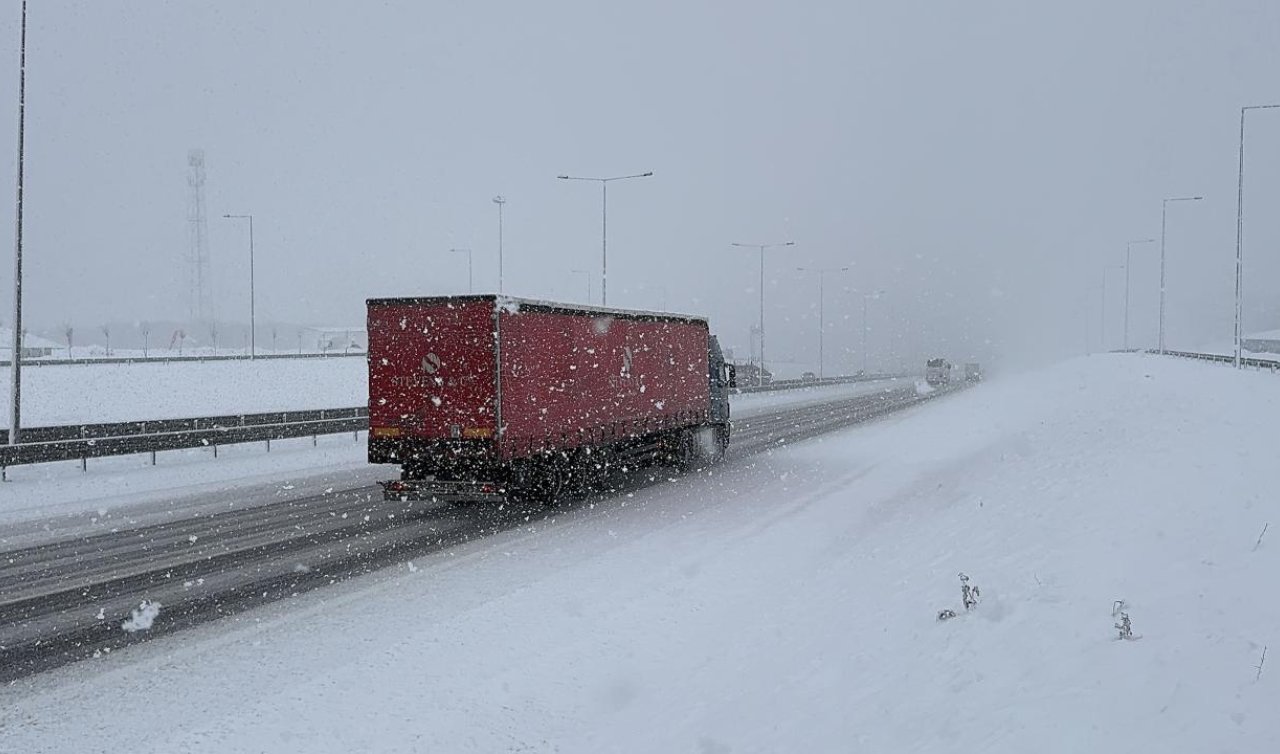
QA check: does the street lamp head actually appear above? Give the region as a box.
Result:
[493,195,506,204]
[556,175,569,180]
[640,172,654,177]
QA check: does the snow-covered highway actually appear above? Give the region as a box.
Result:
[0,378,933,683]
[4,354,1274,752]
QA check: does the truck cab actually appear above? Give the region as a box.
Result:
[709,336,733,444]
[925,358,952,387]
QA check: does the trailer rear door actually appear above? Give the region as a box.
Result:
[367,298,497,442]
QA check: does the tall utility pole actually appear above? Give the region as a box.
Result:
[732,241,795,385]
[557,172,653,306]
[796,266,849,378]
[187,150,214,325]
[1124,239,1155,351]
[1235,104,1280,368]
[1158,196,1202,354]
[9,0,28,446]
[222,214,256,358]
[492,196,506,294]
[450,248,473,293]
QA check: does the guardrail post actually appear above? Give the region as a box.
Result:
[150,450,156,466]
[313,434,317,447]
[213,443,218,459]
[81,456,87,473]
[266,437,271,453]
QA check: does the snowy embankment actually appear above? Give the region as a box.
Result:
[0,357,367,426]
[4,355,1277,752]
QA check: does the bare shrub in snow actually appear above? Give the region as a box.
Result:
[1255,522,1269,552]
[1257,646,1268,682]
[937,573,980,621]
[1115,611,1135,640]
[959,572,980,611]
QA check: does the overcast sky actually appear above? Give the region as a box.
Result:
[0,0,1277,373]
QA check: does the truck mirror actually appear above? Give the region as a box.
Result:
[726,364,737,388]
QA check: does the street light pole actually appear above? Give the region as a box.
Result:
[450,248,473,293]
[8,0,28,445]
[1124,238,1155,351]
[557,172,653,306]
[1234,104,1280,368]
[732,241,795,385]
[222,214,256,358]
[1158,196,1202,354]
[797,266,849,378]
[491,196,506,294]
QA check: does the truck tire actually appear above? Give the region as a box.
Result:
[510,458,565,507]
[678,426,723,471]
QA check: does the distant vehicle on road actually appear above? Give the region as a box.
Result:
[801,371,817,381]
[964,363,983,382]
[925,358,952,386]
[734,362,772,386]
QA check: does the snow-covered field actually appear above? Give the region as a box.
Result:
[3,355,1276,752]
[0,357,367,426]
[0,357,897,427]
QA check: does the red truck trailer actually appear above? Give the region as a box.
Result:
[368,295,734,503]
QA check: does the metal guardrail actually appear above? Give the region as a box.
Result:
[0,407,367,473]
[1153,349,1280,371]
[0,351,366,368]
[0,373,899,473]
[730,372,906,394]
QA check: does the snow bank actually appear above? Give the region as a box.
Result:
[2,353,1277,752]
[0,357,366,425]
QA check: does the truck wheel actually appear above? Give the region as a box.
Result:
[679,426,722,471]
[512,459,564,507]
[713,425,729,462]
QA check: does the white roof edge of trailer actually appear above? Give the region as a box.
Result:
[366,294,707,325]
[492,295,707,324]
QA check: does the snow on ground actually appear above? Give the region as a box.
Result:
[0,356,366,426]
[3,354,1277,752]
[0,432,377,541]
[0,356,896,428]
